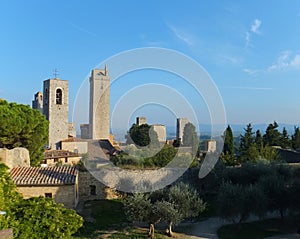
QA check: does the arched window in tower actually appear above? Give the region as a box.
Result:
[56,89,62,105]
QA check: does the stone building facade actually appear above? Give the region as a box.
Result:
[89,66,110,140]
[78,171,119,201]
[10,166,79,209]
[136,116,147,126]
[205,139,217,153]
[61,138,88,154]
[43,150,81,166]
[152,124,166,142]
[43,78,69,149]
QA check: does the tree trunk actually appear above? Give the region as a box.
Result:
[167,222,173,237]
[148,223,155,239]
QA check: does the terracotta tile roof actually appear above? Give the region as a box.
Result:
[44,150,79,159]
[10,166,77,186]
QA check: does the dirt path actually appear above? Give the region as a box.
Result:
[177,218,229,239]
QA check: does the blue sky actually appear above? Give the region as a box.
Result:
[1,0,300,129]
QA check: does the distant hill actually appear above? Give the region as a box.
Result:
[111,123,299,142]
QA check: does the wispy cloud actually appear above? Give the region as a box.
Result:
[245,18,262,48]
[243,68,261,75]
[167,23,194,46]
[251,19,262,34]
[245,32,251,48]
[268,51,300,71]
[291,54,300,67]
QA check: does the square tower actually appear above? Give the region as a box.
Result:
[32,91,43,114]
[43,78,69,149]
[136,116,147,126]
[176,118,190,143]
[89,66,110,139]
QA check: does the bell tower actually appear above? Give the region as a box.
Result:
[43,77,69,149]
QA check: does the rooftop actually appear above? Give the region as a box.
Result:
[10,166,77,186]
[44,150,79,159]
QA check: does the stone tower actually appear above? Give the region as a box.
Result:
[89,65,110,139]
[136,116,147,126]
[176,118,190,143]
[43,78,69,149]
[32,91,43,114]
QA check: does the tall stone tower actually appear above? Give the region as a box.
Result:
[176,118,190,143]
[43,78,69,149]
[89,65,110,139]
[32,91,43,114]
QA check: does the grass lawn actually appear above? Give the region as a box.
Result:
[72,199,169,239]
[73,199,127,238]
[218,215,300,239]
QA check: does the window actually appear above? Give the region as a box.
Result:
[56,89,62,105]
[90,185,96,195]
[65,157,68,163]
[45,193,52,198]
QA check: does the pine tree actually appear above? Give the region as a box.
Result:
[292,127,300,150]
[280,127,291,148]
[263,121,281,146]
[0,100,48,166]
[239,123,258,162]
[223,125,234,157]
[255,130,263,153]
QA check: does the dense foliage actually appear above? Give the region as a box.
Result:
[223,125,234,157]
[124,182,206,237]
[0,99,48,166]
[111,144,179,168]
[217,163,298,224]
[182,122,199,150]
[0,163,83,238]
[126,123,159,147]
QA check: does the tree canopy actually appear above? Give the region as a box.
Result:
[126,123,159,147]
[217,162,296,223]
[263,121,281,146]
[0,100,48,166]
[292,127,300,150]
[182,122,199,151]
[124,182,206,237]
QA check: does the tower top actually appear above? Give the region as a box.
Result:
[105,65,108,76]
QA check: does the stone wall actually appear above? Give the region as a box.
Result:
[17,184,78,209]
[0,229,13,239]
[78,171,119,202]
[0,147,30,169]
[61,141,88,154]
[152,124,166,142]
